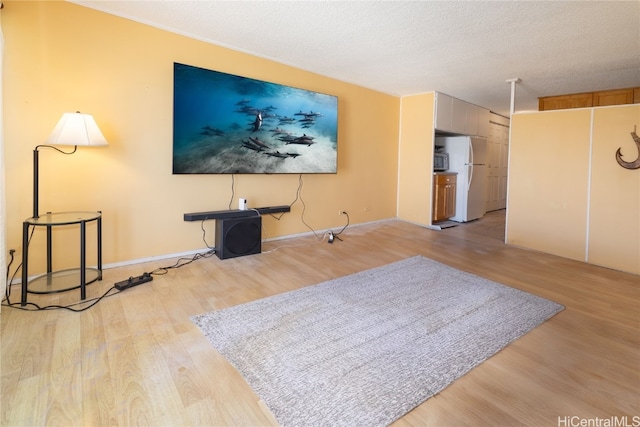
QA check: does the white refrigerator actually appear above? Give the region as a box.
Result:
[436,136,487,222]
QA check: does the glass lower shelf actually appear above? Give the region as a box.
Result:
[27,268,102,294]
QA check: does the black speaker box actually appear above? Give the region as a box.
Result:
[215,216,262,260]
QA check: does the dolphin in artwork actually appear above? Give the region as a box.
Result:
[264,151,301,159]
[251,112,263,132]
[293,134,315,143]
[200,125,224,136]
[278,117,296,124]
[270,127,292,136]
[294,111,322,118]
[242,141,265,152]
[278,135,297,142]
[284,134,315,146]
[264,151,289,159]
[286,139,315,147]
[249,136,270,149]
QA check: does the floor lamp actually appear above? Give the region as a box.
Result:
[33,112,108,218]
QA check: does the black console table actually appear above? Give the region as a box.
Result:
[21,211,102,306]
[183,205,290,259]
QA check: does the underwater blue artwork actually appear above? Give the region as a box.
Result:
[173,63,338,174]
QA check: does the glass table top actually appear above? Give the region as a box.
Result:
[25,211,101,226]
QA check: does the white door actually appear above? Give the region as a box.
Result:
[485,115,510,211]
[485,125,501,211]
[498,128,510,209]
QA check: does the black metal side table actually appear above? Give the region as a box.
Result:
[21,211,102,306]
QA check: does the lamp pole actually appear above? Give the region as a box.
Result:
[33,147,39,219]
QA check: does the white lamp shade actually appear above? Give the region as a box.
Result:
[44,112,109,147]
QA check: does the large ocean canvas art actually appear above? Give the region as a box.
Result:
[173,63,338,174]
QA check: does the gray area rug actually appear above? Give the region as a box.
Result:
[192,256,564,427]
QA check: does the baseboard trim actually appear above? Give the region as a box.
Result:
[106,217,397,269]
[10,218,399,285]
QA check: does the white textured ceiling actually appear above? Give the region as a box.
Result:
[73,0,640,117]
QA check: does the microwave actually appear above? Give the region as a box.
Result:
[434,152,449,171]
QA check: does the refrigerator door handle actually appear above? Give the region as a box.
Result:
[467,140,475,191]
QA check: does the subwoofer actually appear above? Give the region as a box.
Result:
[215,215,262,259]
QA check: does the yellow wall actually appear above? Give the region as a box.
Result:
[3,1,400,273]
[589,106,640,273]
[397,93,435,225]
[507,105,640,275]
[507,109,592,260]
[5,2,636,279]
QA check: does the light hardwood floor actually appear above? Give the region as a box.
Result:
[2,211,638,426]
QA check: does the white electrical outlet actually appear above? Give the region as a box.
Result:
[239,198,247,210]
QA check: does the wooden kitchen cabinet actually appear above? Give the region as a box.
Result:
[539,87,639,111]
[539,93,593,111]
[593,88,635,106]
[433,173,457,222]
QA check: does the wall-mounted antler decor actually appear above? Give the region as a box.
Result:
[615,125,640,170]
